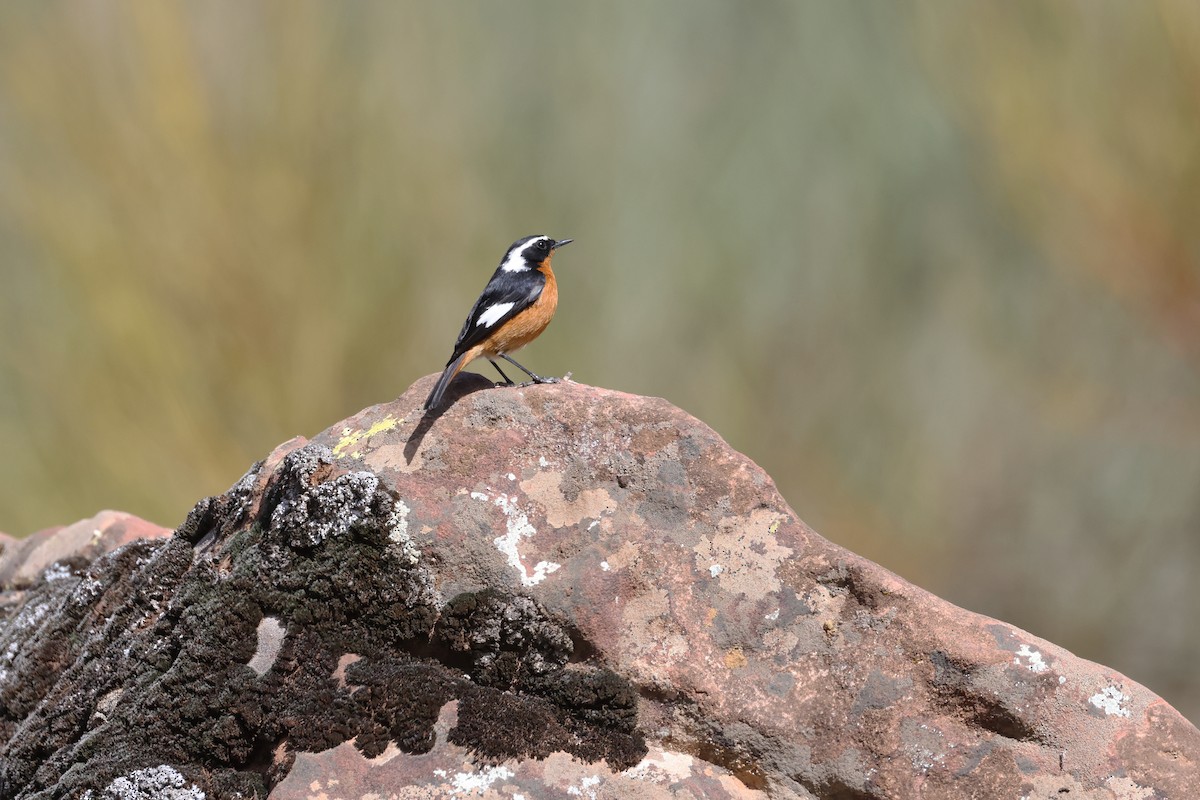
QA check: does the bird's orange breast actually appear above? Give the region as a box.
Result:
[483,263,558,356]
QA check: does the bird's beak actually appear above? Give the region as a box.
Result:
[552,238,573,250]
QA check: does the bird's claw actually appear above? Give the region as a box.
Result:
[515,376,560,388]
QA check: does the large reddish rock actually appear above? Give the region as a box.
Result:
[0,375,1195,798]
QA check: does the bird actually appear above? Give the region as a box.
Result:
[423,234,572,411]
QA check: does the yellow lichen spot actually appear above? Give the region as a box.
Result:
[332,415,401,458]
[724,647,748,670]
[768,520,781,534]
[705,607,718,626]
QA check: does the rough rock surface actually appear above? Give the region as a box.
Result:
[0,511,170,590]
[0,374,1196,799]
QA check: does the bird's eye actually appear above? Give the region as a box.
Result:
[539,239,551,250]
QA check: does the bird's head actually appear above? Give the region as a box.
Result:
[499,235,573,272]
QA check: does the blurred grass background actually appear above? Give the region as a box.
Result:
[1,2,1197,722]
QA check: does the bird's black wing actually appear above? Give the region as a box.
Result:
[446,268,546,364]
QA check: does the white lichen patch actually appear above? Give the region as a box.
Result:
[270,466,389,549]
[709,564,724,577]
[71,576,103,604]
[473,490,561,586]
[531,560,562,582]
[567,774,602,799]
[390,499,411,543]
[6,601,50,660]
[43,562,73,582]
[449,764,514,796]
[96,765,206,799]
[624,748,696,782]
[248,617,286,677]
[1089,685,1132,717]
[0,640,20,683]
[384,497,419,565]
[1013,644,1049,673]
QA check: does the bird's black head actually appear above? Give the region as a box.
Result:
[499,235,573,272]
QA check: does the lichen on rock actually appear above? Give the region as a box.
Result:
[85,765,206,800]
[0,375,1197,799]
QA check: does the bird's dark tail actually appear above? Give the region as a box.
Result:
[424,352,471,411]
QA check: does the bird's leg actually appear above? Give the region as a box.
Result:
[500,354,559,385]
[488,359,516,386]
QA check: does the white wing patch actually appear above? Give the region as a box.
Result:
[476,302,516,328]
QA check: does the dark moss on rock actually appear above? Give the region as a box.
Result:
[0,442,645,798]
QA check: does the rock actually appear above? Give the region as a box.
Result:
[0,511,170,590]
[0,374,1196,799]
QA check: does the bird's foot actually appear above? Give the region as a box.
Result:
[517,375,560,388]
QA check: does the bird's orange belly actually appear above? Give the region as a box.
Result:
[484,267,558,355]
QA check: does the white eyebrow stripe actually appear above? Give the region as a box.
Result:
[476,302,516,328]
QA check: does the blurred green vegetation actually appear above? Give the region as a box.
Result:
[1,2,1197,722]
